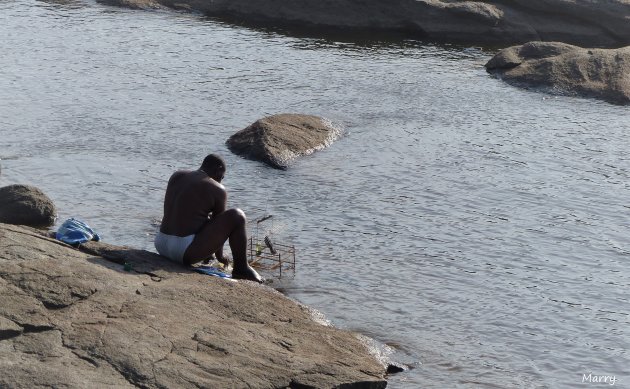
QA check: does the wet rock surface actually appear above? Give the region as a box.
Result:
[0,223,387,388]
[486,42,630,105]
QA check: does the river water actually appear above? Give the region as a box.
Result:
[1,1,629,388]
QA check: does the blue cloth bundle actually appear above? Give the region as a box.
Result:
[55,218,100,245]
[192,265,232,279]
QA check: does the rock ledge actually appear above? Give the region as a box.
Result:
[0,223,387,388]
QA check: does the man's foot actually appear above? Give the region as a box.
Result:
[232,265,264,283]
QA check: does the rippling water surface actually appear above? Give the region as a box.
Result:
[1,1,629,387]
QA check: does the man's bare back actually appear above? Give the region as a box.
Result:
[154,154,263,283]
[160,169,225,237]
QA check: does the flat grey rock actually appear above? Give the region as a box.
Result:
[0,223,387,388]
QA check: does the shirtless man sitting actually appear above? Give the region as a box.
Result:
[154,154,263,283]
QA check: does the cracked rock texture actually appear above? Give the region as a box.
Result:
[0,223,387,388]
[226,114,342,170]
[486,42,630,105]
[96,0,630,48]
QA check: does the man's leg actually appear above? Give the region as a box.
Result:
[184,208,262,282]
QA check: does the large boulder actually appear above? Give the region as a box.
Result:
[96,0,630,48]
[226,114,342,170]
[0,223,388,388]
[0,184,57,227]
[486,41,630,105]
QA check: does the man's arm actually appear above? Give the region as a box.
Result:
[211,186,229,266]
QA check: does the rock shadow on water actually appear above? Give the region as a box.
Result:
[200,14,430,48]
[196,13,502,54]
[36,0,90,9]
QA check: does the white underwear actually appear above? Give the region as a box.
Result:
[154,231,194,263]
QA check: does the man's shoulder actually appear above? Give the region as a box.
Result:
[170,169,191,180]
[203,178,226,194]
[192,173,224,192]
[169,170,224,195]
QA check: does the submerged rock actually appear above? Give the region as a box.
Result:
[486,41,630,105]
[0,184,57,227]
[226,114,342,170]
[97,0,630,48]
[386,362,407,374]
[0,223,387,388]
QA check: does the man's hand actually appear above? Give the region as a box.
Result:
[216,254,230,268]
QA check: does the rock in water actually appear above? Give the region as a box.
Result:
[486,42,630,105]
[0,184,57,227]
[226,113,342,169]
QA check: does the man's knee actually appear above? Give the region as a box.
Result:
[228,208,246,225]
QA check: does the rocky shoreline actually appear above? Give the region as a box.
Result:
[0,112,383,387]
[97,0,630,48]
[0,169,392,386]
[0,222,390,388]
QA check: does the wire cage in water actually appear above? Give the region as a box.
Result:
[247,215,296,279]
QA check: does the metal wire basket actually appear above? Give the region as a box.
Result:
[247,215,296,278]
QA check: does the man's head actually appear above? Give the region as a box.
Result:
[201,154,226,182]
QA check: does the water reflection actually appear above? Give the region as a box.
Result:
[36,0,87,8]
